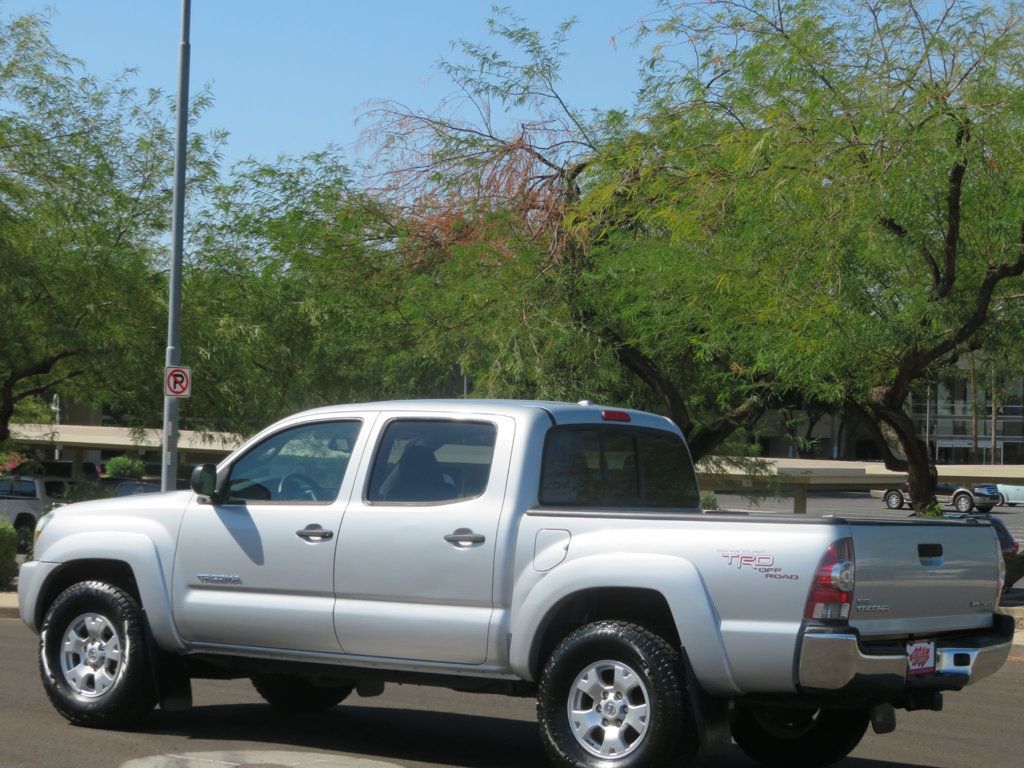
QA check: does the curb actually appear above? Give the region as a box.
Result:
[0,589,19,620]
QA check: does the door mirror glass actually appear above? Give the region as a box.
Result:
[190,463,218,498]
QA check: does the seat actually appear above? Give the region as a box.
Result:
[380,444,451,502]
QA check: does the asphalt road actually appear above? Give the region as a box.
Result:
[1,620,1022,768]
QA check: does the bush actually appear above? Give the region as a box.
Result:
[700,490,719,511]
[0,520,18,590]
[105,454,145,479]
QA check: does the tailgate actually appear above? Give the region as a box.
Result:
[848,520,1001,637]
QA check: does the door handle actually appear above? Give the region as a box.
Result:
[296,524,334,541]
[444,528,485,546]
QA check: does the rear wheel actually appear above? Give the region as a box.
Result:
[732,707,870,768]
[884,490,904,509]
[251,674,354,712]
[537,620,697,768]
[39,581,156,727]
[954,493,974,513]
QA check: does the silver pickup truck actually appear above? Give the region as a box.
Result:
[18,400,1013,768]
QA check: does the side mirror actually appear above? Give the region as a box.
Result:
[190,464,220,502]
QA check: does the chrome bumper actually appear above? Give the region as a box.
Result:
[798,615,1014,692]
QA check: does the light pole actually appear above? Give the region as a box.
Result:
[161,0,191,491]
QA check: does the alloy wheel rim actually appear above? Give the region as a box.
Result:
[60,613,123,698]
[566,659,651,759]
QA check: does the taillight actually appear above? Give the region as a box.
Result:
[601,410,631,422]
[804,538,855,623]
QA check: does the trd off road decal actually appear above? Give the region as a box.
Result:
[718,551,800,581]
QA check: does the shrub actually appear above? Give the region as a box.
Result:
[0,520,18,589]
[700,490,719,511]
[105,454,145,479]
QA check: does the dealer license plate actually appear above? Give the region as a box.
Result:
[907,640,936,675]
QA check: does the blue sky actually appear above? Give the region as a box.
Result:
[2,1,655,167]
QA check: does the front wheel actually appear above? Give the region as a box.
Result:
[39,581,156,727]
[884,490,904,510]
[732,707,869,768]
[537,620,697,768]
[954,494,974,513]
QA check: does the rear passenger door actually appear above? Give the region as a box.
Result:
[333,413,514,664]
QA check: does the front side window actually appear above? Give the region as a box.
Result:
[367,420,497,503]
[540,426,699,509]
[226,420,361,503]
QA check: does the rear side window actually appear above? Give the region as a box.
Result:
[367,420,497,503]
[539,426,699,509]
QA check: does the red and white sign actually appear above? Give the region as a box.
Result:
[164,366,192,398]
[906,640,936,675]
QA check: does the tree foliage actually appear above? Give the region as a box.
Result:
[0,13,219,442]
[569,0,1024,507]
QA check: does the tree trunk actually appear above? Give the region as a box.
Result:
[866,387,938,515]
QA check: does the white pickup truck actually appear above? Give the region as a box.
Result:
[1,475,73,551]
[18,400,1014,768]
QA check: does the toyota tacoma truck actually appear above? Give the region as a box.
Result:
[18,400,1014,768]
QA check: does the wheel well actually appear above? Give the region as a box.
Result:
[529,587,679,680]
[36,559,140,628]
[13,513,36,529]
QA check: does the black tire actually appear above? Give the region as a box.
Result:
[998,493,1007,507]
[537,620,697,768]
[732,707,869,768]
[884,490,904,510]
[954,493,974,513]
[251,674,354,712]
[39,581,156,728]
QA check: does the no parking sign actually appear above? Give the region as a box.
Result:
[164,366,192,398]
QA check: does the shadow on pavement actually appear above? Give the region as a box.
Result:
[147,702,545,768]
[141,702,939,768]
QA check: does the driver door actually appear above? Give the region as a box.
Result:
[172,416,370,653]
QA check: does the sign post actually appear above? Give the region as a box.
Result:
[160,0,191,491]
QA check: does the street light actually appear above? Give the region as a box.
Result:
[161,0,191,491]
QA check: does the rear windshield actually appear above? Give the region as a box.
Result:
[539,426,699,509]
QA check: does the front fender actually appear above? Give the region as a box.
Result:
[31,532,185,652]
[510,553,741,696]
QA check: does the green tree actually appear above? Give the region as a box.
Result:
[362,9,773,464]
[0,13,221,442]
[578,0,1024,510]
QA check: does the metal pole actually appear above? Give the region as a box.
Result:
[161,0,191,492]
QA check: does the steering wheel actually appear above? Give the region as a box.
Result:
[277,472,322,502]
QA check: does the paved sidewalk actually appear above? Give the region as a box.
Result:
[0,590,18,619]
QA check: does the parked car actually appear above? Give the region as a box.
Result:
[9,459,100,482]
[871,482,1000,513]
[19,399,1014,768]
[112,481,161,497]
[996,483,1024,507]
[0,476,75,551]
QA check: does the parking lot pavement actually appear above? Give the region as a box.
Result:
[716,490,1024,540]
[2,619,1023,768]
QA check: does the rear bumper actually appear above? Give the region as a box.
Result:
[797,615,1014,695]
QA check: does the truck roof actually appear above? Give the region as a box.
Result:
[289,399,680,432]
